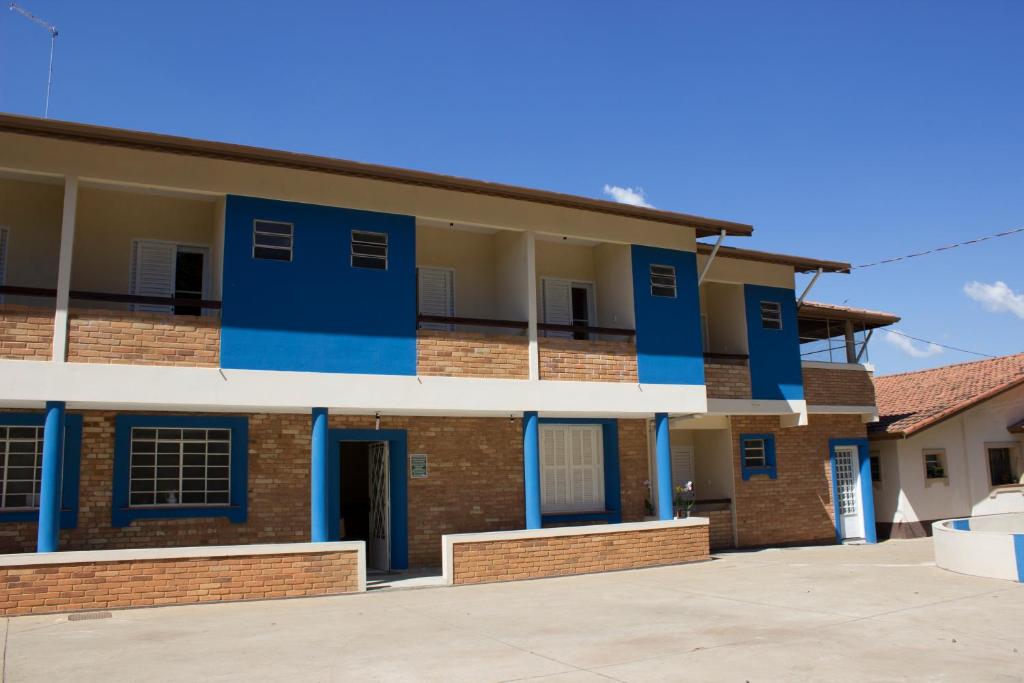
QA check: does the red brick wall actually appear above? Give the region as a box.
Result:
[417,330,529,379]
[731,414,867,547]
[0,304,53,360]
[0,548,361,617]
[451,522,709,585]
[538,337,638,382]
[802,366,875,406]
[704,361,752,399]
[67,309,220,367]
[0,413,651,567]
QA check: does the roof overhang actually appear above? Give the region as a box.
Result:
[0,113,753,238]
[797,301,900,342]
[696,243,850,273]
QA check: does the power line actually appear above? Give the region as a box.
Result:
[886,329,996,358]
[854,226,1024,269]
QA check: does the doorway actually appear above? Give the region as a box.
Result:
[833,445,865,541]
[339,441,390,572]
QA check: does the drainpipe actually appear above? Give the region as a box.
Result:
[697,230,727,285]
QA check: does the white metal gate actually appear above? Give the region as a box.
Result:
[367,442,390,571]
[834,446,865,541]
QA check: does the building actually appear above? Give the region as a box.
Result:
[0,114,900,577]
[870,354,1024,538]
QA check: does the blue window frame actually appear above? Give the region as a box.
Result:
[537,418,622,525]
[740,433,777,480]
[0,412,81,528]
[112,415,248,528]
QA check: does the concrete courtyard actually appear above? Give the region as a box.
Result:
[2,538,1022,681]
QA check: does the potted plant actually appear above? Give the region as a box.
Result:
[673,481,695,519]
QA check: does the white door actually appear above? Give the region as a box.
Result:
[367,442,390,571]
[834,446,865,540]
[417,267,455,330]
[542,279,595,339]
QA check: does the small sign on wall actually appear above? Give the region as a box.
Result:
[410,454,428,479]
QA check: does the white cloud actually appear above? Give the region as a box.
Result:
[603,185,653,208]
[963,280,1024,319]
[884,330,944,358]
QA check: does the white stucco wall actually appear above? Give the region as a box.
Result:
[874,383,1024,525]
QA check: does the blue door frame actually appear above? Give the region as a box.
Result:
[328,429,409,570]
[829,438,877,544]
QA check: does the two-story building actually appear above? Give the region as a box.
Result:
[0,114,899,576]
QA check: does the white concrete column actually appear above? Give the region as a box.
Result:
[51,176,78,362]
[525,231,539,380]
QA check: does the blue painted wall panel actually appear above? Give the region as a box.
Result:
[630,245,704,385]
[744,284,804,400]
[221,195,417,374]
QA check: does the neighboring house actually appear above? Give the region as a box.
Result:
[0,114,900,571]
[870,354,1024,538]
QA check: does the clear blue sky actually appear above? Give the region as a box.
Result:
[2,1,1021,375]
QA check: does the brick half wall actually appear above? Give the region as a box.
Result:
[0,542,365,617]
[538,337,638,382]
[802,365,875,406]
[704,360,752,400]
[0,304,54,360]
[443,519,709,585]
[417,329,529,379]
[67,308,220,367]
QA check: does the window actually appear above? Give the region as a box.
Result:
[128,427,231,507]
[740,434,777,480]
[923,449,946,479]
[351,230,388,270]
[417,267,455,330]
[539,424,604,513]
[252,220,293,261]
[112,415,248,527]
[760,300,782,329]
[130,240,210,315]
[650,264,677,298]
[987,445,1022,487]
[0,414,82,527]
[0,425,43,510]
[542,279,595,340]
[870,453,882,483]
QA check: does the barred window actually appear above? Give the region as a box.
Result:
[351,230,388,270]
[742,438,767,468]
[760,300,782,329]
[252,220,293,261]
[129,427,231,507]
[650,264,677,298]
[0,426,44,510]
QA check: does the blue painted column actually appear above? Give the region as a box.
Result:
[654,412,674,521]
[310,407,329,542]
[37,401,65,552]
[523,411,542,529]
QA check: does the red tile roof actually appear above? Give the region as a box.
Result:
[870,353,1024,438]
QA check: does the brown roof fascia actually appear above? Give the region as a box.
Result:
[696,243,850,273]
[0,113,753,238]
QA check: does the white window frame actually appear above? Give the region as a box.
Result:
[252,219,294,262]
[541,278,597,338]
[649,264,677,298]
[742,438,768,468]
[351,230,388,270]
[0,424,45,511]
[539,424,605,514]
[985,442,1022,489]
[923,448,947,481]
[129,239,212,313]
[760,300,782,330]
[417,266,456,331]
[128,427,232,508]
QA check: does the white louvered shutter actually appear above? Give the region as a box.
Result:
[418,267,454,330]
[540,425,604,513]
[671,446,695,492]
[542,279,572,338]
[130,240,176,312]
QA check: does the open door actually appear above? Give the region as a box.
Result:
[834,445,865,541]
[367,441,391,571]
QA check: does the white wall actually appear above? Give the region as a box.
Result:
[876,383,1024,524]
[700,281,748,354]
[594,243,635,329]
[693,429,735,500]
[494,230,529,323]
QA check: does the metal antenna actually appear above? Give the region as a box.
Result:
[9,2,59,118]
